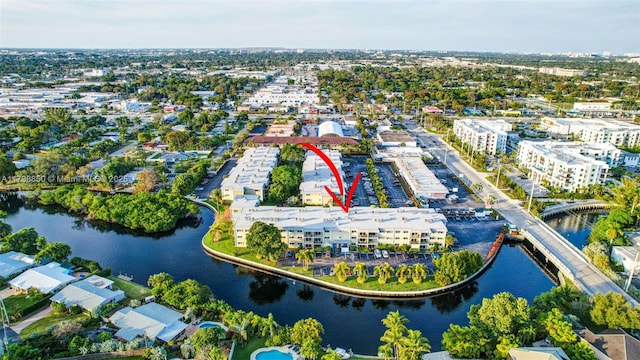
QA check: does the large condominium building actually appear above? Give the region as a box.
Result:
[516,141,618,191]
[539,117,640,147]
[299,150,344,206]
[247,77,319,107]
[392,157,449,200]
[220,147,280,201]
[231,198,447,251]
[539,67,587,77]
[453,119,512,155]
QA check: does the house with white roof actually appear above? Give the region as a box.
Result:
[109,302,188,342]
[51,275,125,312]
[0,251,36,279]
[9,262,76,294]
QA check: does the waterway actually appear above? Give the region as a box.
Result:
[0,192,565,354]
[544,212,604,249]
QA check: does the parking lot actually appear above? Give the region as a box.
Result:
[344,156,372,207]
[375,164,413,208]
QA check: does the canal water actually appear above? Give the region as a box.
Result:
[0,192,571,353]
[544,212,603,249]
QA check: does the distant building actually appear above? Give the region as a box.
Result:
[516,141,617,191]
[453,119,511,155]
[392,157,449,200]
[245,136,358,149]
[220,147,280,202]
[300,150,344,206]
[318,121,344,137]
[377,130,417,147]
[539,117,640,147]
[422,106,443,114]
[231,199,448,251]
[50,275,125,312]
[573,102,611,111]
[539,67,587,77]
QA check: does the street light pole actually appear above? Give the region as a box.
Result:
[625,250,640,292]
[495,162,502,188]
[527,181,535,214]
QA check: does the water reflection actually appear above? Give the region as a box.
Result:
[333,294,351,307]
[296,284,314,302]
[248,273,289,305]
[430,282,479,313]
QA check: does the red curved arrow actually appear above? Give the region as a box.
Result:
[301,142,344,195]
[300,142,361,213]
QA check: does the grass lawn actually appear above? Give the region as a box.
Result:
[108,276,152,299]
[4,294,50,318]
[232,337,267,360]
[206,236,441,292]
[20,312,88,337]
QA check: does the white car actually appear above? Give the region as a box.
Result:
[374,249,382,259]
[382,250,389,259]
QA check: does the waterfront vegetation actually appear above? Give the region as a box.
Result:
[35,185,200,233]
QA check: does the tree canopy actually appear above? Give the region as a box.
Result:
[246,221,286,262]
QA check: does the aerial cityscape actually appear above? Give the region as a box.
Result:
[0,1,640,360]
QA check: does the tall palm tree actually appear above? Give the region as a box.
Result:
[261,312,279,338]
[605,227,621,252]
[296,249,315,271]
[353,262,368,284]
[374,262,394,284]
[334,262,351,282]
[380,311,409,360]
[395,264,410,284]
[399,330,431,360]
[410,263,428,285]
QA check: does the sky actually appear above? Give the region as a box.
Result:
[1,0,639,53]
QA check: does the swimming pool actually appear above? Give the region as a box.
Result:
[198,321,228,331]
[254,349,294,360]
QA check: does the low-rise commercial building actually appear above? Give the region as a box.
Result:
[392,157,449,200]
[220,147,280,201]
[377,130,417,147]
[300,150,344,206]
[453,119,511,155]
[231,200,447,251]
[539,67,587,77]
[516,141,615,191]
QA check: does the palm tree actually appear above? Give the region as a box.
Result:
[410,263,428,285]
[374,262,394,284]
[395,264,410,284]
[606,227,621,252]
[429,243,442,254]
[261,313,279,338]
[444,234,455,248]
[353,262,369,284]
[380,311,409,360]
[399,330,431,360]
[296,249,315,271]
[334,262,351,282]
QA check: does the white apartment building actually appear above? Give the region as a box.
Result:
[392,157,449,200]
[300,150,344,206]
[573,102,611,111]
[453,119,512,155]
[539,67,587,77]
[516,141,616,191]
[539,117,640,147]
[247,76,319,107]
[231,199,448,251]
[220,147,280,201]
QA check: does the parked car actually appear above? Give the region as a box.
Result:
[381,250,389,259]
[374,249,382,259]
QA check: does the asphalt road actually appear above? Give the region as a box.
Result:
[406,119,639,306]
[194,158,237,199]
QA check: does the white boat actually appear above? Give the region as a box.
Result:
[334,347,351,359]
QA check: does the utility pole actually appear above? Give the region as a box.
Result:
[495,161,502,188]
[527,180,535,214]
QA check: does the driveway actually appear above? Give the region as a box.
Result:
[10,307,52,335]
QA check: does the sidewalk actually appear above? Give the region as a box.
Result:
[10,307,52,334]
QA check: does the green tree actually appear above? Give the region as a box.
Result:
[190,327,226,355]
[163,279,214,310]
[590,292,640,330]
[301,337,322,360]
[468,292,535,343]
[34,242,72,263]
[493,334,520,359]
[0,210,11,238]
[333,262,351,283]
[246,221,286,262]
[433,250,483,286]
[147,272,175,297]
[1,227,47,255]
[171,173,196,196]
[395,264,411,285]
[374,262,394,284]
[353,262,368,284]
[261,313,279,338]
[379,311,409,360]
[296,249,314,271]
[410,263,428,285]
[399,329,431,360]
[291,318,324,347]
[134,169,160,193]
[441,324,492,359]
[541,308,577,345]
[165,130,191,151]
[0,152,17,180]
[564,341,596,360]
[321,350,344,360]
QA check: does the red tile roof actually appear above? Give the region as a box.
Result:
[245,136,359,146]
